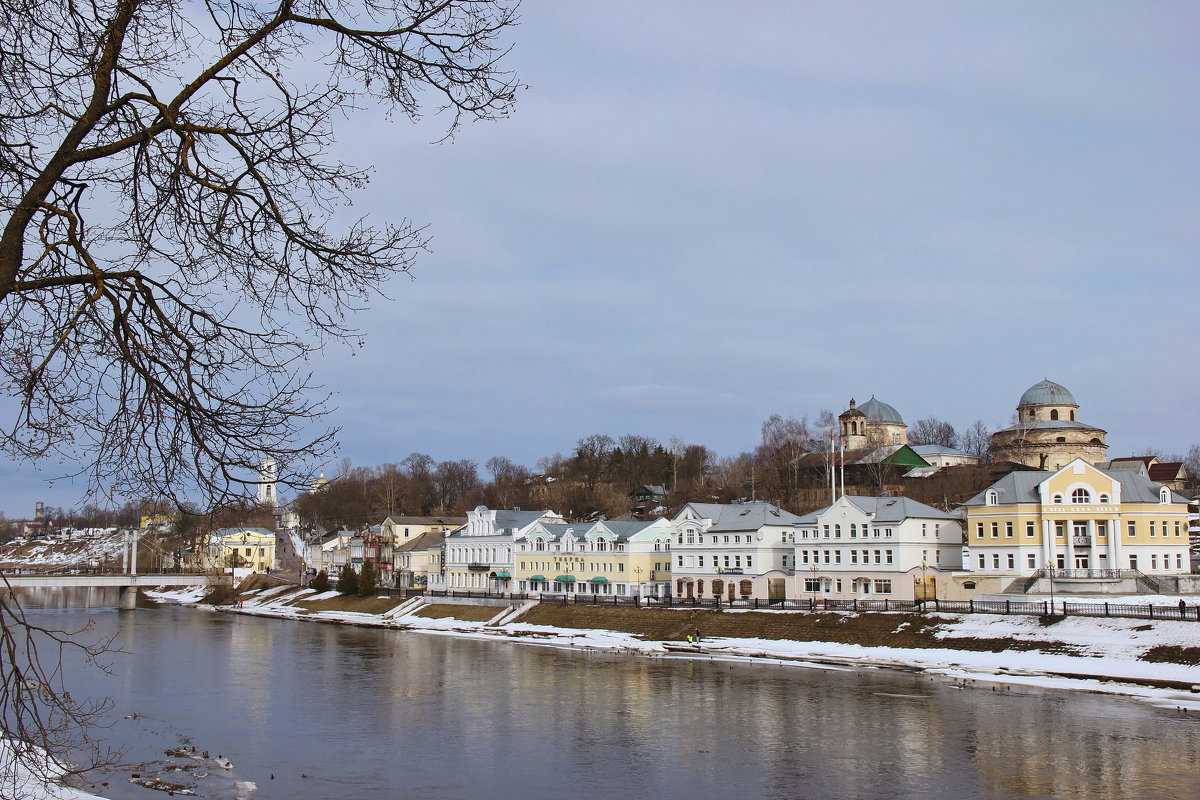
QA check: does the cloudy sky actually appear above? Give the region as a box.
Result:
[3,1,1197,515]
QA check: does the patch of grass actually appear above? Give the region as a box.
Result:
[414,604,500,622]
[1141,645,1200,666]
[290,594,405,615]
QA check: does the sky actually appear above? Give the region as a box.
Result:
[2,1,1197,516]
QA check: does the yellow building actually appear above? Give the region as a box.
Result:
[963,459,1190,579]
[514,519,674,598]
[210,527,277,575]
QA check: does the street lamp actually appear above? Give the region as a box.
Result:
[919,557,928,605]
[1046,560,1056,615]
[633,565,644,602]
[809,561,820,610]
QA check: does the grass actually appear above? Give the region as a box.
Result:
[413,603,501,622]
[289,593,406,615]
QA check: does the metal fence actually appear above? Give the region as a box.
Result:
[344,585,1200,622]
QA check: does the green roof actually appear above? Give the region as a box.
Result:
[554,575,576,582]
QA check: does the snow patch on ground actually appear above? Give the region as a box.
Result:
[0,738,110,800]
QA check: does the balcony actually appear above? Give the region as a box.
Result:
[1071,535,1092,546]
[467,563,491,571]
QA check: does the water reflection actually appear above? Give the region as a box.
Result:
[13,594,1200,800]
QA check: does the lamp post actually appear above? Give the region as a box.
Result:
[919,557,928,605]
[809,561,820,610]
[633,565,644,603]
[1047,560,1056,615]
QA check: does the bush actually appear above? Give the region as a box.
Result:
[337,563,359,595]
[358,560,378,597]
[310,569,330,592]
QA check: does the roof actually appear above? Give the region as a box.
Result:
[910,444,970,457]
[796,496,956,524]
[963,464,1189,506]
[858,395,904,424]
[678,501,803,531]
[1018,379,1077,407]
[383,515,467,526]
[392,531,445,552]
[993,419,1104,434]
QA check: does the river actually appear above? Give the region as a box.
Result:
[12,588,1200,800]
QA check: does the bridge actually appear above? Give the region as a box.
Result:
[2,570,211,609]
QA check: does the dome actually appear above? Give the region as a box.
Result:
[1018,379,1077,407]
[858,396,904,424]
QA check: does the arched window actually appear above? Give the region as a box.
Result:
[850,523,857,537]
[711,579,724,596]
[1160,487,1171,504]
[963,581,977,590]
[676,579,684,594]
[1071,488,1091,504]
[535,539,545,551]
[739,580,753,597]
[1050,409,1059,420]
[1070,410,1076,421]
[1052,494,1063,504]
[696,579,705,594]
[1098,493,1110,503]
[986,490,998,506]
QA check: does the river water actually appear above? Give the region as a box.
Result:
[12,589,1200,800]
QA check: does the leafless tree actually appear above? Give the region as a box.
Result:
[959,420,992,461]
[0,0,520,508]
[1,581,116,789]
[908,417,959,448]
[0,0,519,781]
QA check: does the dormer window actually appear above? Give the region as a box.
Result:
[1160,487,1171,504]
[985,490,998,506]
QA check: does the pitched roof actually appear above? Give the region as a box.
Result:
[679,501,802,531]
[962,464,1189,506]
[796,496,955,524]
[393,531,444,552]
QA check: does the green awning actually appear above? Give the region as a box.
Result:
[589,576,609,583]
[491,571,511,578]
[528,575,546,581]
[554,575,576,582]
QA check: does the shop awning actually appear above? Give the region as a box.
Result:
[554,575,576,582]
[589,576,609,583]
[529,575,546,582]
[491,571,511,578]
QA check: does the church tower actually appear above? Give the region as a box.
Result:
[257,454,278,507]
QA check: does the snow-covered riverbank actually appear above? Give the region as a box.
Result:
[0,738,109,800]
[148,585,1200,712]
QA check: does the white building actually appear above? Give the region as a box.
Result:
[792,496,962,601]
[443,506,564,592]
[670,501,801,602]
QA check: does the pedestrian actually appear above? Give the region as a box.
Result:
[695,628,701,643]
[1180,599,1187,615]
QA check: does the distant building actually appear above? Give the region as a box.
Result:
[990,380,1108,470]
[1104,456,1189,493]
[839,396,908,449]
[209,527,277,576]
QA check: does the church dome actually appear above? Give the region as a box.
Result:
[1018,379,1076,407]
[858,396,904,424]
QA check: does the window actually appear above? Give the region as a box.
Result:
[835,525,841,538]
[744,556,753,569]
[1050,409,1059,420]
[823,525,830,538]
[1027,554,1036,569]
[1150,522,1156,537]
[1071,488,1090,504]
[922,524,927,538]
[1151,554,1158,569]
[992,554,1000,568]
[1055,521,1066,538]
[986,490,998,506]
[1026,521,1035,537]
[885,550,893,564]
[698,556,705,568]
[1127,521,1136,537]
[1052,494,1063,504]
[1007,554,1015,569]
[977,554,985,569]
[991,523,999,538]
[1099,494,1109,504]
[874,550,882,564]
[834,551,841,564]
[851,551,859,564]
[1176,522,1183,537]
[850,524,857,537]
[677,556,683,567]
[1096,521,1107,538]
[976,523,984,539]
[964,581,977,589]
[1160,487,1171,504]
[804,578,821,592]
[874,580,892,593]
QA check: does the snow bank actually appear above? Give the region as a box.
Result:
[0,738,110,800]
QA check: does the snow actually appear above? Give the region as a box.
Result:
[141,589,1200,710]
[0,738,110,800]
